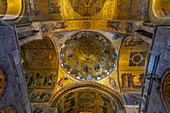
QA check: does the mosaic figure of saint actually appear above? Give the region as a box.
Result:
[48,75,53,86]
[76,74,81,79]
[105,70,109,75]
[39,76,44,86]
[27,75,34,86]
[138,73,144,86]
[128,73,135,88]
[57,76,68,87]
[109,77,117,88]
[96,75,101,80]
[68,69,72,74]
[61,62,66,68]
[87,76,91,81]
[43,77,47,86]
[84,64,88,73]
[121,73,127,88]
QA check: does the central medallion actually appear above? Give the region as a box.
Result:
[79,41,97,58]
[70,0,106,16]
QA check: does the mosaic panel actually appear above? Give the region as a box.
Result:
[25,70,57,88]
[29,89,52,103]
[121,72,144,89]
[123,92,140,105]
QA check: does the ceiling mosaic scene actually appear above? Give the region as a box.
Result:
[0,0,169,113]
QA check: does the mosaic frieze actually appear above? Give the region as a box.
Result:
[107,21,134,34]
[124,36,149,47]
[33,20,137,35]
[29,89,52,103]
[25,70,57,88]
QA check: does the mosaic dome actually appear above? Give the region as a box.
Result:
[60,31,117,81]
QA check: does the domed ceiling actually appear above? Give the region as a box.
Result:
[60,31,117,81]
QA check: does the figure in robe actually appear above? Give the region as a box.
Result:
[76,74,81,79]
[61,62,66,68]
[128,73,135,88]
[84,64,88,73]
[39,76,44,86]
[74,61,79,68]
[109,77,118,89]
[33,73,40,86]
[43,77,47,86]
[56,76,68,87]
[68,69,72,74]
[121,73,127,88]
[86,76,91,81]
[51,22,67,30]
[138,73,144,86]
[96,75,101,80]
[107,21,120,31]
[48,75,53,86]
[27,74,34,86]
